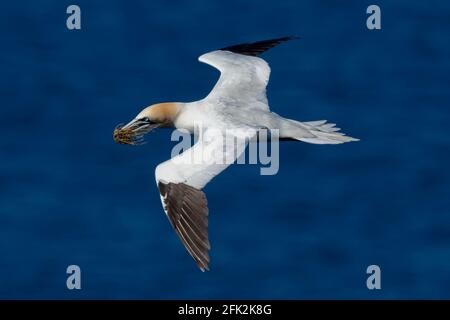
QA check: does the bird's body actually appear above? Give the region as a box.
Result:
[114,37,359,271]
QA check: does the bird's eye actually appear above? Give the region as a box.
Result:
[140,117,151,123]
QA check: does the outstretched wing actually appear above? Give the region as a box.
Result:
[199,36,297,110]
[155,128,256,271]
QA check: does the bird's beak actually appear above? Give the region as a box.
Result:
[113,118,161,145]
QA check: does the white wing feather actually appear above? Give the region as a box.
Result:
[155,128,255,190]
[199,50,271,110]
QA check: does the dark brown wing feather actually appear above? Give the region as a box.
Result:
[158,182,210,271]
[220,36,298,56]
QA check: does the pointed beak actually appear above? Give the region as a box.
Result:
[113,118,160,145]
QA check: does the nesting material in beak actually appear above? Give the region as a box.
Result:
[113,118,158,145]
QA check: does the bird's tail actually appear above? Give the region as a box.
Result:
[281,119,359,144]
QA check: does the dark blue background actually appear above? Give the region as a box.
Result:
[1,0,449,299]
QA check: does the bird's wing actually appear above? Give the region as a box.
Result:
[155,127,256,271]
[199,37,296,110]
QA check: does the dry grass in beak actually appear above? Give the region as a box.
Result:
[113,119,154,145]
[113,125,140,145]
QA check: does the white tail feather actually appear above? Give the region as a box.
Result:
[285,119,359,144]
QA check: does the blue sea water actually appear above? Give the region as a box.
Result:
[0,0,450,299]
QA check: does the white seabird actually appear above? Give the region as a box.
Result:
[114,36,359,271]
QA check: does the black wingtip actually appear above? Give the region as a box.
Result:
[220,36,299,57]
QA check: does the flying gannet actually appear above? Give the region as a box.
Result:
[113,36,359,271]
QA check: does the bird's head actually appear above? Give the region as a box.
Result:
[113,102,181,145]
